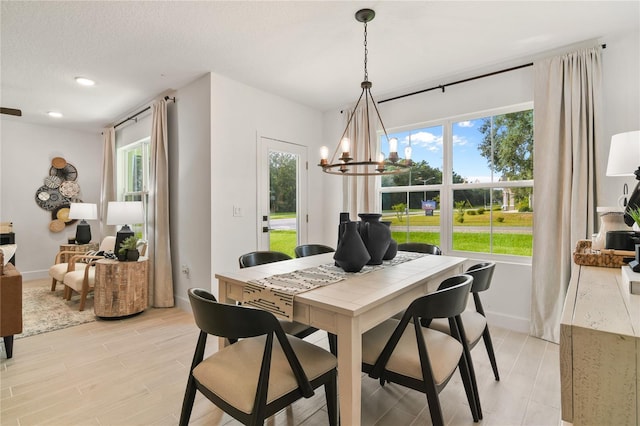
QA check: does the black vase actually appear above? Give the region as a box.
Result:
[334,221,370,272]
[382,222,398,260]
[358,213,391,265]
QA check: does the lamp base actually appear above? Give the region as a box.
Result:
[115,225,134,260]
[75,220,92,245]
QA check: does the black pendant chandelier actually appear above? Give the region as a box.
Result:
[319,8,412,176]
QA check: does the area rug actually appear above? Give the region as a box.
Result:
[16,286,96,339]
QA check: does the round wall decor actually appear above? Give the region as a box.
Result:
[44,175,62,189]
[49,163,78,181]
[59,180,80,197]
[48,219,65,233]
[35,186,69,211]
[51,157,67,169]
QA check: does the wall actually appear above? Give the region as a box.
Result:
[169,74,212,311]
[0,119,102,280]
[208,72,324,296]
[320,30,640,333]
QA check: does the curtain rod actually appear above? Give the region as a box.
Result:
[378,43,606,104]
[114,95,176,129]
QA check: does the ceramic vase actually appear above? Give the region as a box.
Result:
[358,213,391,265]
[126,249,140,262]
[334,221,370,272]
[381,221,398,260]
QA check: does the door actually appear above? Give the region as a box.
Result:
[258,137,308,257]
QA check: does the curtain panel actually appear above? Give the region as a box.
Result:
[531,46,602,343]
[100,127,116,238]
[149,98,174,307]
[344,107,376,218]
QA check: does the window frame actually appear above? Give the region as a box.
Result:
[116,137,150,241]
[377,101,533,264]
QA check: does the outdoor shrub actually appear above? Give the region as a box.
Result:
[496,216,505,223]
[467,209,477,216]
[477,208,485,215]
[456,216,465,223]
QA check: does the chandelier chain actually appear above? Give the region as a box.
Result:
[363,21,368,82]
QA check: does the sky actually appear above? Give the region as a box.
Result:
[380,119,498,183]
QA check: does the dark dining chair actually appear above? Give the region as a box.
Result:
[361,274,481,426]
[238,250,329,351]
[238,250,292,268]
[428,261,500,381]
[397,242,442,255]
[294,244,335,258]
[180,288,338,426]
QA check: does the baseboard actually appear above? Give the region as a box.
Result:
[174,294,191,313]
[21,269,49,281]
[485,310,530,334]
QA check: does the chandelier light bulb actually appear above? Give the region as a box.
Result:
[319,146,329,166]
[389,138,398,154]
[341,138,350,154]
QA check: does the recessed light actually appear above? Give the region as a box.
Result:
[48,111,63,118]
[75,77,95,86]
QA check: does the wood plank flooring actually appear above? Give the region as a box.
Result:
[1,280,560,425]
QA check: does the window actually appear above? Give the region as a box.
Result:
[117,137,150,240]
[379,104,533,258]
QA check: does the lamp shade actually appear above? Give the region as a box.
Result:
[606,130,640,176]
[68,203,97,220]
[106,201,144,225]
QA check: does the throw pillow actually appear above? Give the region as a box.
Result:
[0,244,17,266]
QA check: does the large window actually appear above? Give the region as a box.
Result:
[379,104,533,259]
[117,137,150,240]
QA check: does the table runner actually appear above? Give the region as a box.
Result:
[244,251,425,320]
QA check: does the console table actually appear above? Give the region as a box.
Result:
[94,258,148,318]
[560,264,639,425]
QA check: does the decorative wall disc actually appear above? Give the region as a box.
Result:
[51,157,67,169]
[44,175,62,189]
[59,180,80,197]
[49,163,78,181]
[48,219,65,233]
[35,186,69,211]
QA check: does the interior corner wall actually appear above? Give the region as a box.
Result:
[169,74,212,311]
[0,119,102,280]
[208,72,324,297]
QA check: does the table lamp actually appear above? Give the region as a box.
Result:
[106,201,144,256]
[68,202,97,244]
[606,130,640,226]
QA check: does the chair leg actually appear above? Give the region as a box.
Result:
[424,379,445,426]
[3,335,14,358]
[51,278,58,291]
[482,327,500,381]
[457,355,480,422]
[64,285,72,300]
[327,332,337,356]
[179,375,198,426]
[324,371,338,426]
[79,289,88,311]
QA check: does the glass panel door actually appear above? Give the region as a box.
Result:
[258,137,307,258]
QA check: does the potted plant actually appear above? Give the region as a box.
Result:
[119,236,139,261]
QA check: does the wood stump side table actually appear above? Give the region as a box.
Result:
[94,258,148,318]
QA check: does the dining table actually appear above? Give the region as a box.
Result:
[215,251,467,425]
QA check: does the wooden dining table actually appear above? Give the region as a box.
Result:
[215,251,466,425]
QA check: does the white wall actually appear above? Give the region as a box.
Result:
[209,72,324,296]
[169,74,212,311]
[320,30,640,333]
[0,119,102,280]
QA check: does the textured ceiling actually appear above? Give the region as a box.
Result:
[1,1,638,133]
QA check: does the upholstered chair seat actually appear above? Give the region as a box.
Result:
[429,310,487,347]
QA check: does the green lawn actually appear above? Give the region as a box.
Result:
[382,210,533,227]
[272,229,532,257]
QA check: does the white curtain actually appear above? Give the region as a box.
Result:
[344,106,376,218]
[100,127,116,239]
[149,98,174,307]
[531,46,602,343]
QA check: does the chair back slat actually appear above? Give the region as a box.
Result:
[466,262,495,293]
[294,244,335,258]
[406,274,472,320]
[239,251,292,268]
[188,288,278,339]
[397,242,442,255]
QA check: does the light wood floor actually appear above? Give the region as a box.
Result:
[1,280,561,426]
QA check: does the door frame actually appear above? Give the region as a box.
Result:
[257,136,308,251]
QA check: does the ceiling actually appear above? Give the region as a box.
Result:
[1,1,638,133]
